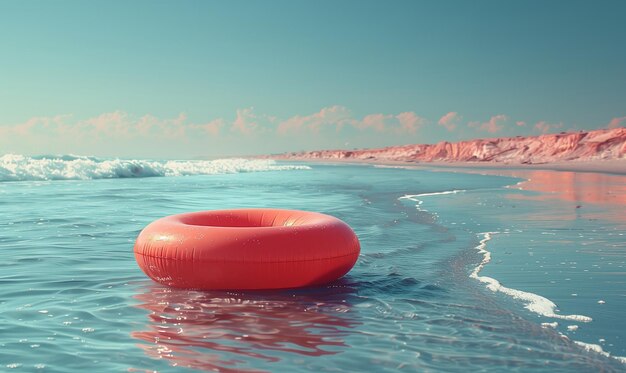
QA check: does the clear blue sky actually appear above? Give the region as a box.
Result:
[1,0,625,158]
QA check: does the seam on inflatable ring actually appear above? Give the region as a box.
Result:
[134,251,359,263]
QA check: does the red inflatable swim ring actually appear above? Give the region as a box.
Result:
[134,209,360,290]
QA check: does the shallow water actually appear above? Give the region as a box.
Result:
[1,159,625,372]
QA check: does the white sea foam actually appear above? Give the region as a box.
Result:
[399,190,465,212]
[372,165,413,169]
[573,341,626,363]
[0,154,310,182]
[403,185,622,365]
[470,232,593,322]
[399,190,592,324]
[470,233,626,364]
[400,189,466,201]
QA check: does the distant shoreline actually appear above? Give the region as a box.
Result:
[264,127,626,176]
[271,157,626,176]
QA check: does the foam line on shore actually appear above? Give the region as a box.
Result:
[399,190,465,212]
[471,232,592,322]
[399,190,466,201]
[471,233,626,363]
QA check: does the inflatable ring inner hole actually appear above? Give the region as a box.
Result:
[178,210,318,228]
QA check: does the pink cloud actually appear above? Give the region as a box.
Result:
[357,113,390,132]
[469,114,508,133]
[608,116,626,129]
[231,107,258,135]
[2,111,215,141]
[76,111,190,139]
[132,113,191,138]
[192,119,224,136]
[77,111,132,137]
[277,107,423,135]
[136,114,160,136]
[163,113,188,138]
[438,112,461,131]
[82,110,127,129]
[395,112,425,134]
[13,117,45,136]
[277,106,352,135]
[534,121,563,134]
[349,111,426,134]
[8,108,596,158]
[10,115,71,136]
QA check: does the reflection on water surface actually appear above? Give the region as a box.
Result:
[132,284,359,372]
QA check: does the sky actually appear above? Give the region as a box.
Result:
[1,0,625,159]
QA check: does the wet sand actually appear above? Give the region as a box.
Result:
[272,157,626,176]
[272,157,626,223]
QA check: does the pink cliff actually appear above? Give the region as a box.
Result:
[271,128,626,164]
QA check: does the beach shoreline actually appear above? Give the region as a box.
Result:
[273,157,626,223]
[271,157,626,176]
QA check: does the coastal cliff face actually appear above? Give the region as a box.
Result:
[271,127,626,164]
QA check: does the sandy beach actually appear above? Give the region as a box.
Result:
[271,156,626,175]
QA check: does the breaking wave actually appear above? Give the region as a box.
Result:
[0,154,310,182]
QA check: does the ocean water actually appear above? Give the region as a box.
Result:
[1,155,625,372]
